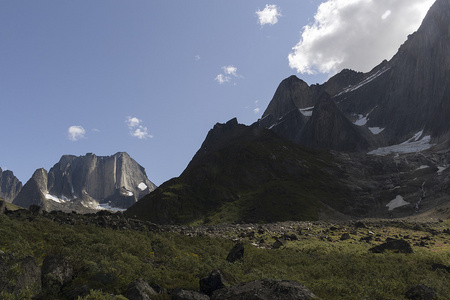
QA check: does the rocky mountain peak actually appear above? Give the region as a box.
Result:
[0,168,22,203]
[13,152,156,212]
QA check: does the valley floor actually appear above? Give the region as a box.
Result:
[0,209,449,299]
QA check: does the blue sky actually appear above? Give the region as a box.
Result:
[0,0,433,186]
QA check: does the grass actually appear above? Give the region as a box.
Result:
[1,213,449,299]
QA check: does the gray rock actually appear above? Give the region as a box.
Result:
[199,270,226,296]
[369,239,414,254]
[272,238,285,249]
[226,242,244,263]
[124,278,158,300]
[0,168,22,203]
[404,284,438,300]
[172,289,210,300]
[340,233,351,240]
[41,255,74,295]
[29,204,43,215]
[211,279,318,300]
[0,255,42,297]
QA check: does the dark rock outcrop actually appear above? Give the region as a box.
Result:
[0,255,42,297]
[0,168,22,203]
[124,278,158,300]
[199,270,226,296]
[226,242,244,263]
[172,289,210,300]
[404,284,438,300]
[369,239,414,254]
[41,255,74,296]
[211,279,318,300]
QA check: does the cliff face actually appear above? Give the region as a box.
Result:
[13,168,48,211]
[13,152,156,212]
[0,168,22,203]
[260,0,450,151]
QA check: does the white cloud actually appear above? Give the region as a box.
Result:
[256,4,281,26]
[288,0,434,75]
[215,65,242,84]
[195,55,201,61]
[67,126,86,142]
[253,107,261,114]
[126,116,153,140]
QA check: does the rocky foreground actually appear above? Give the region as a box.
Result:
[1,202,449,299]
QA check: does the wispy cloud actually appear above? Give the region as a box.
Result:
[256,4,281,26]
[67,126,86,142]
[126,116,153,140]
[195,54,201,61]
[253,100,261,114]
[288,0,434,75]
[215,65,242,85]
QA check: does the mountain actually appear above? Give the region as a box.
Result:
[0,168,22,203]
[13,152,156,212]
[125,119,351,224]
[260,0,450,152]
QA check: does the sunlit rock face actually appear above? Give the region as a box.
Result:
[13,152,156,212]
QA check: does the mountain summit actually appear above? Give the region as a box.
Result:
[260,0,450,152]
[13,152,156,212]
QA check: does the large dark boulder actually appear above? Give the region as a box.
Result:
[211,279,318,300]
[124,278,158,300]
[369,239,414,254]
[0,255,42,297]
[41,255,74,296]
[226,242,244,263]
[0,199,6,214]
[171,289,210,300]
[404,284,438,300]
[199,270,226,296]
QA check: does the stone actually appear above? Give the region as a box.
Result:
[431,263,450,273]
[41,255,74,295]
[0,255,42,297]
[211,279,318,300]
[340,233,351,240]
[272,238,285,249]
[171,289,210,300]
[226,242,244,263]
[0,199,6,214]
[369,239,414,254]
[124,278,158,300]
[404,284,438,300]
[29,204,43,215]
[199,270,226,296]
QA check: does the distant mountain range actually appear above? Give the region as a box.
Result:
[5,152,156,213]
[126,0,450,224]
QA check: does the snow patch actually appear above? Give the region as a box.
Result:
[386,195,410,211]
[415,165,429,171]
[354,114,368,126]
[368,132,433,156]
[437,166,448,174]
[45,193,67,203]
[97,203,126,212]
[138,182,148,191]
[336,66,390,96]
[299,106,314,117]
[121,190,134,197]
[368,127,385,134]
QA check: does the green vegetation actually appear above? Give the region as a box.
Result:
[1,213,449,299]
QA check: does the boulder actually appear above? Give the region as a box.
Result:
[340,233,351,240]
[199,270,226,296]
[41,255,74,295]
[226,242,244,263]
[211,279,318,300]
[369,239,413,254]
[0,199,6,214]
[404,284,438,300]
[29,204,43,215]
[272,238,285,249]
[0,255,42,297]
[124,278,158,300]
[171,289,210,300]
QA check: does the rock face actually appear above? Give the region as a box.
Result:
[260,0,450,151]
[13,152,156,212]
[0,168,22,203]
[211,279,318,300]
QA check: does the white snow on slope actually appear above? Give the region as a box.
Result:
[437,166,448,175]
[336,67,390,96]
[138,182,148,191]
[386,195,410,211]
[368,132,433,156]
[354,114,368,126]
[45,193,66,203]
[299,106,314,117]
[368,127,385,134]
[97,203,126,212]
[415,165,429,171]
